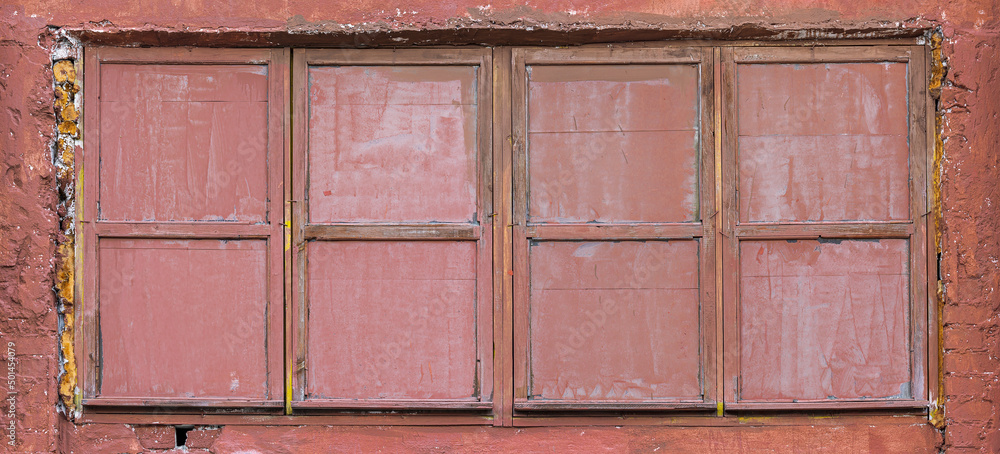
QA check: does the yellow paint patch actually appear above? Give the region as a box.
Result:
[58,121,78,137]
[53,60,75,83]
[60,103,79,123]
[55,241,77,407]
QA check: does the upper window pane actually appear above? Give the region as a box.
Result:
[98,64,270,222]
[527,64,700,224]
[307,66,478,224]
[737,62,910,223]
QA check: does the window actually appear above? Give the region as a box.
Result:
[290,49,494,409]
[77,43,933,420]
[80,48,286,408]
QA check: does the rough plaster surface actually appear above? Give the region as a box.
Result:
[0,0,997,452]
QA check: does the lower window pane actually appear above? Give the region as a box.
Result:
[305,241,478,400]
[98,239,269,399]
[739,239,911,401]
[528,240,702,401]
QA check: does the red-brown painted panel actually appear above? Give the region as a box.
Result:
[527,65,699,223]
[307,66,478,223]
[737,62,909,222]
[739,135,909,222]
[99,64,269,222]
[529,241,701,400]
[739,239,910,401]
[306,241,477,400]
[98,239,268,399]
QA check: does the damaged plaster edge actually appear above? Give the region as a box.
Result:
[51,25,83,420]
[53,17,936,48]
[927,28,948,431]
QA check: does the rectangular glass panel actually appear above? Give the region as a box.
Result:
[305,241,478,400]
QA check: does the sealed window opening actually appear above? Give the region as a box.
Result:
[77,42,934,422]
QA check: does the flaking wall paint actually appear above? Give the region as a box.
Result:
[0,0,998,452]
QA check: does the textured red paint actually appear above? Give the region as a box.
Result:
[1,0,998,451]
[739,239,911,401]
[305,241,478,400]
[529,240,701,401]
[528,64,698,223]
[132,425,175,449]
[737,62,910,222]
[98,64,269,222]
[98,239,269,399]
[307,65,478,223]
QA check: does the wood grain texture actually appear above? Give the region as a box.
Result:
[738,239,911,402]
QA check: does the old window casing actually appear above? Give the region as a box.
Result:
[77,43,933,419]
[81,48,286,408]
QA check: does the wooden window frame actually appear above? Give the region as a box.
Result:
[75,41,936,424]
[289,48,496,412]
[719,45,933,410]
[79,47,288,410]
[509,47,719,413]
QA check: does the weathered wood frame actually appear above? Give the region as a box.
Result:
[508,47,719,413]
[79,47,288,410]
[289,48,496,414]
[719,45,932,410]
[75,41,935,423]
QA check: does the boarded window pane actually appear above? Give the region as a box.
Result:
[527,65,699,223]
[737,63,909,222]
[98,239,268,399]
[739,239,911,401]
[98,64,269,222]
[529,241,701,401]
[305,241,477,400]
[307,66,478,223]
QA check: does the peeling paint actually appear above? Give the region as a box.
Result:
[53,54,82,413]
[926,30,947,431]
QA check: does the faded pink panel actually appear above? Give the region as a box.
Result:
[527,65,699,223]
[529,241,701,401]
[528,65,699,132]
[737,62,909,222]
[307,66,478,223]
[739,239,911,401]
[99,64,269,222]
[99,239,268,399]
[306,241,477,400]
[739,135,909,222]
[529,131,697,223]
[737,63,908,136]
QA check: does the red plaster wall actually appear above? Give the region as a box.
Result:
[1,0,997,452]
